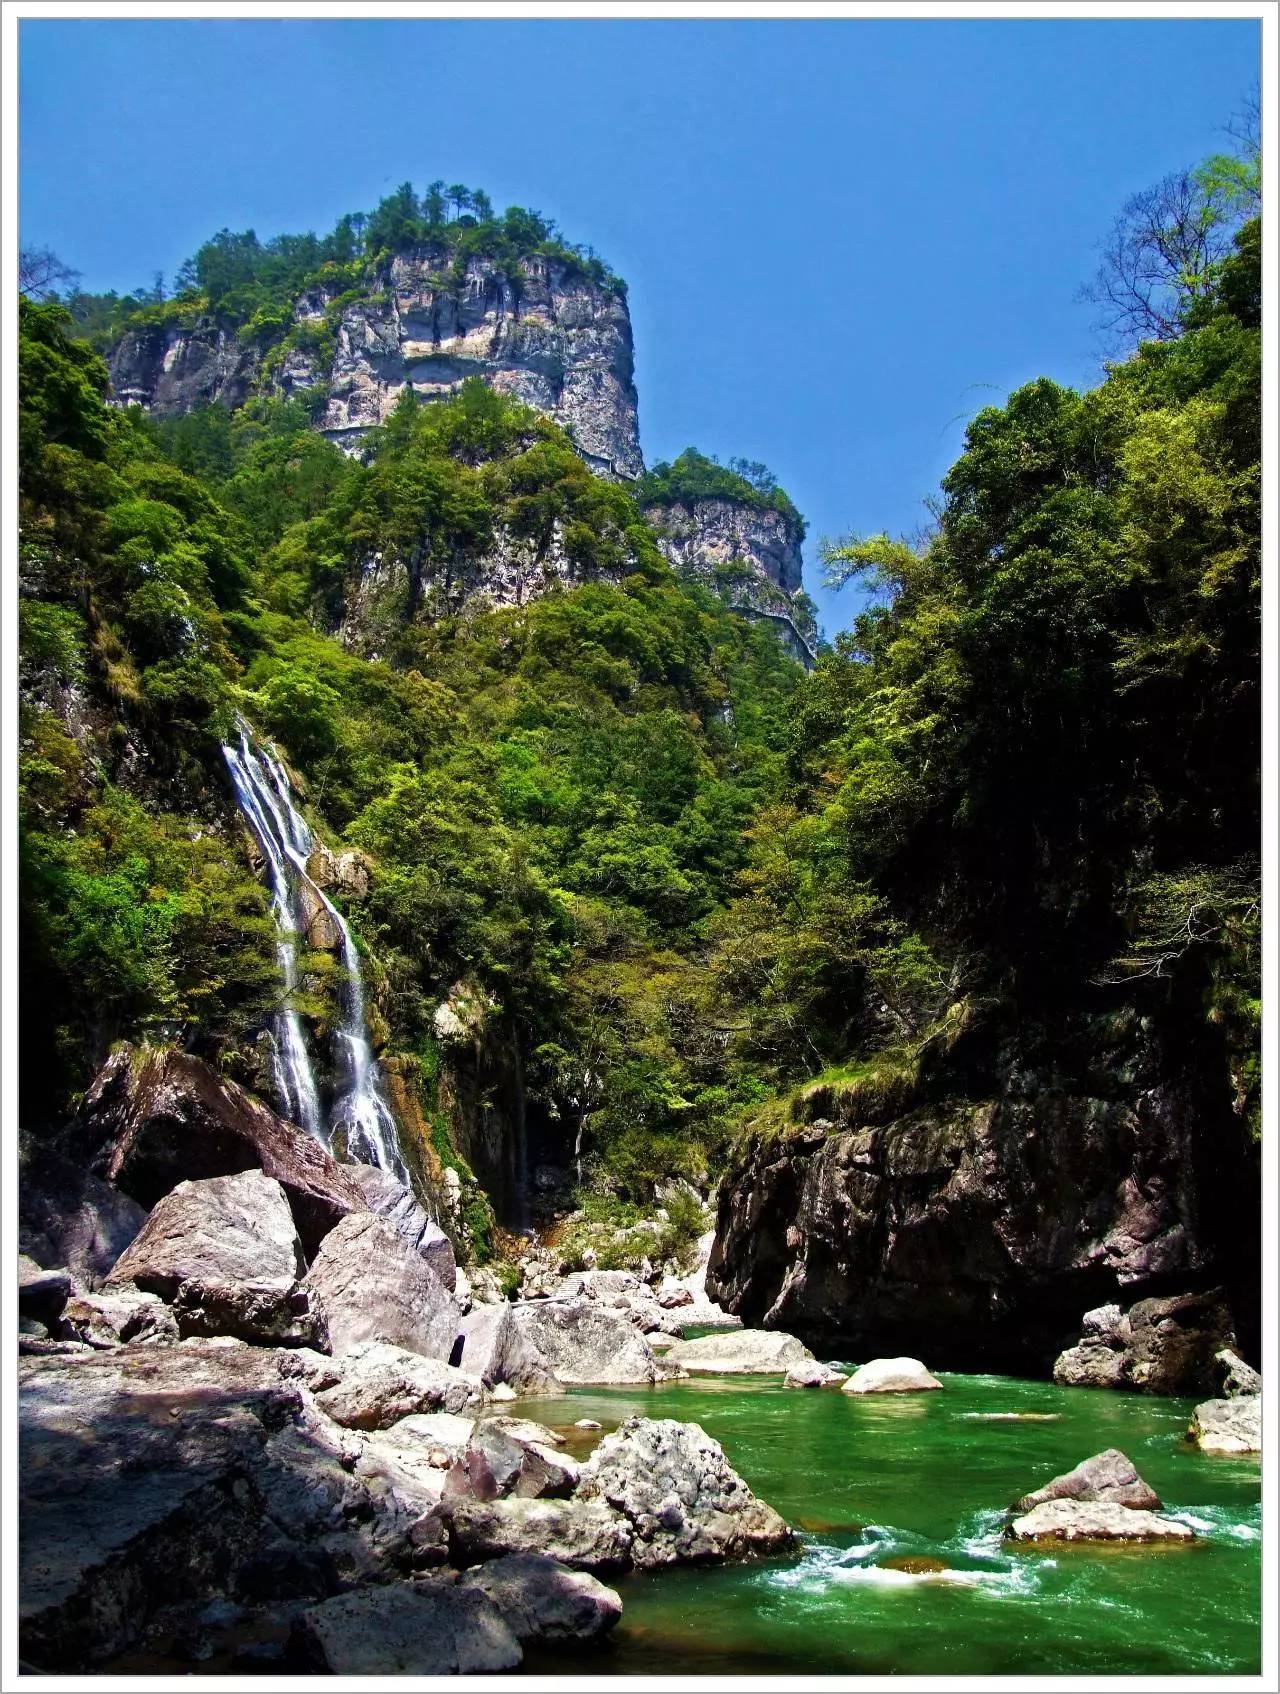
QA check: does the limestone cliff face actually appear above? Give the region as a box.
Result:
[107,250,642,480]
[642,497,816,665]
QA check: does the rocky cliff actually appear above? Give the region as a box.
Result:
[108,250,643,480]
[706,1005,1260,1373]
[641,496,815,665]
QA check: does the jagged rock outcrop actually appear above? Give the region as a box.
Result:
[708,1051,1248,1372]
[642,496,815,664]
[1052,1291,1237,1395]
[301,1212,459,1361]
[107,251,642,480]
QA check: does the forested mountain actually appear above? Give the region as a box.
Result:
[18,161,1259,1348]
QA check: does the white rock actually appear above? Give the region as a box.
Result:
[842,1357,943,1394]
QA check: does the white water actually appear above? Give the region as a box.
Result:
[222,720,408,1183]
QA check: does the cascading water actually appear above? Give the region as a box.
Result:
[222,719,409,1184]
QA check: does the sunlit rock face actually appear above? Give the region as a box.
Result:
[107,251,642,481]
[641,497,815,665]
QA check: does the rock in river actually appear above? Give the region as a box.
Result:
[457,1553,622,1643]
[1013,1449,1162,1513]
[1188,1395,1262,1455]
[510,1297,682,1385]
[1052,1291,1237,1396]
[664,1328,814,1375]
[1006,1500,1194,1543]
[784,1360,848,1388]
[842,1357,943,1394]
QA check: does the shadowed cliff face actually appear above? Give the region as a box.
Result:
[707,1011,1260,1373]
[107,251,642,481]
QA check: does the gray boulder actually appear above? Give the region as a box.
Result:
[105,1171,319,1347]
[783,1360,847,1388]
[453,1301,561,1393]
[345,1162,456,1291]
[302,1212,458,1361]
[843,1357,943,1394]
[1213,1347,1262,1398]
[75,1044,369,1253]
[665,1328,813,1375]
[510,1298,679,1385]
[458,1553,621,1643]
[19,1133,146,1289]
[18,1256,72,1328]
[1053,1290,1237,1396]
[442,1496,635,1572]
[291,1583,521,1674]
[1013,1449,1162,1513]
[1188,1395,1262,1455]
[575,1415,794,1569]
[58,1288,179,1349]
[1007,1500,1194,1542]
[312,1341,485,1429]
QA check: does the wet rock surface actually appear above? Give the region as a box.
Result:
[1006,1500,1195,1543]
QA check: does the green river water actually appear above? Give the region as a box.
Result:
[520,1371,1261,1678]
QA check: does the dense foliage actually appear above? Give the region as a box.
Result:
[63,180,623,353]
[638,448,805,537]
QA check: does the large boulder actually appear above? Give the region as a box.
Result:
[1053,1291,1237,1395]
[441,1496,635,1572]
[510,1299,679,1385]
[1006,1500,1194,1543]
[311,1342,485,1429]
[1188,1395,1262,1455]
[58,1287,179,1349]
[301,1212,458,1361]
[1013,1449,1162,1513]
[105,1171,319,1347]
[575,1416,794,1569]
[444,1420,580,1503]
[1212,1348,1262,1398]
[453,1303,561,1393]
[18,1256,72,1328]
[290,1582,521,1674]
[457,1554,621,1644]
[665,1329,813,1375]
[344,1162,456,1290]
[75,1044,369,1253]
[19,1133,146,1289]
[843,1357,943,1394]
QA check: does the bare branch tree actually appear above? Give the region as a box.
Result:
[1080,169,1240,349]
[19,245,81,301]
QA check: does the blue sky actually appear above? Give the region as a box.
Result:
[19,16,1259,636]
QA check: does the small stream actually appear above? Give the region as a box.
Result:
[520,1372,1261,1677]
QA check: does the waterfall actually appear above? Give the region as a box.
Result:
[221,720,408,1184]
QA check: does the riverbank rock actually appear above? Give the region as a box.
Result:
[575,1416,795,1569]
[19,1133,147,1289]
[1013,1449,1162,1513]
[301,1212,458,1361]
[783,1360,847,1388]
[291,1583,521,1674]
[1188,1395,1262,1455]
[311,1342,485,1429]
[344,1162,456,1289]
[76,1044,368,1253]
[442,1496,635,1572]
[843,1357,942,1394]
[454,1303,562,1393]
[1213,1348,1261,1398]
[1052,1291,1237,1396]
[105,1171,320,1347]
[510,1299,681,1385]
[457,1554,621,1643]
[1006,1500,1194,1543]
[444,1420,580,1504]
[664,1329,813,1375]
